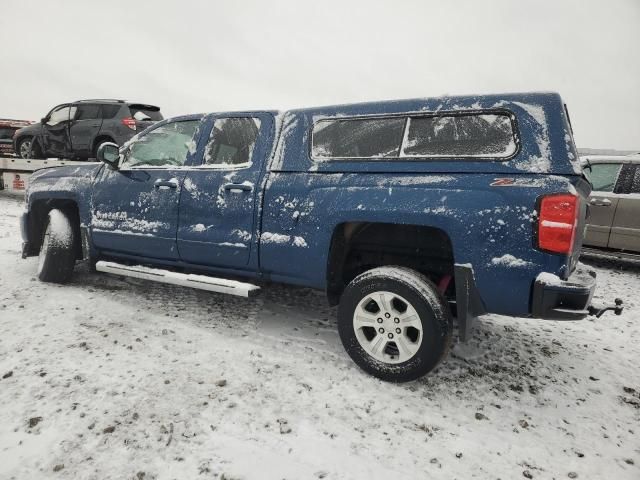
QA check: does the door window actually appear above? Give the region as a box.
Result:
[123,120,200,168]
[630,166,640,194]
[47,105,76,126]
[585,163,622,192]
[75,104,101,120]
[204,117,261,167]
[100,104,122,119]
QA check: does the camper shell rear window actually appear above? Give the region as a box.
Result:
[311,110,519,161]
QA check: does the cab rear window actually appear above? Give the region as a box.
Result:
[311,111,518,160]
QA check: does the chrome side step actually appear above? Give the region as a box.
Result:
[95,261,260,297]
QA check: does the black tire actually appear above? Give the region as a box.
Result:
[37,209,76,284]
[338,266,453,382]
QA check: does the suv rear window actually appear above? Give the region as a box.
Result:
[128,104,163,121]
[311,112,517,160]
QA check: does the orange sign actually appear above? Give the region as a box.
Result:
[12,174,25,190]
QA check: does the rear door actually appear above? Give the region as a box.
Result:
[91,118,202,260]
[42,104,76,157]
[69,103,102,155]
[584,162,623,247]
[177,113,273,269]
[608,164,640,252]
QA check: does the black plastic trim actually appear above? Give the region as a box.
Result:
[531,265,596,320]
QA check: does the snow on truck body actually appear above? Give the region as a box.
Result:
[19,92,613,381]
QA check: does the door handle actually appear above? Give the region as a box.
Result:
[223,183,252,192]
[154,179,178,189]
[590,198,611,207]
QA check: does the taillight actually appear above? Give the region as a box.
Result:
[121,117,136,131]
[537,193,579,254]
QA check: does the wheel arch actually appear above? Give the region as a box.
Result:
[326,221,456,306]
[27,198,82,260]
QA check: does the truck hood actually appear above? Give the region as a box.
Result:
[27,163,103,204]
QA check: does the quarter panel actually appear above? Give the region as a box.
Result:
[260,172,577,316]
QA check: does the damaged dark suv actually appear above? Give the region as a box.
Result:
[13,99,162,160]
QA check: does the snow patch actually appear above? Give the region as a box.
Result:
[490,254,532,268]
[293,236,308,248]
[261,232,291,244]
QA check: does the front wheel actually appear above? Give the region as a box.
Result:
[338,266,453,382]
[17,137,33,159]
[17,137,44,159]
[37,209,76,283]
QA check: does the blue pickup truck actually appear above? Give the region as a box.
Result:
[20,92,621,382]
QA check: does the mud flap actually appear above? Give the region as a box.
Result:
[454,264,486,342]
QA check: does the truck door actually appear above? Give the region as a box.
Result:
[90,118,202,260]
[177,113,273,269]
[42,104,76,157]
[584,162,623,248]
[69,103,102,156]
[608,164,640,252]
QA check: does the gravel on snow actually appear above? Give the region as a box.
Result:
[0,194,638,479]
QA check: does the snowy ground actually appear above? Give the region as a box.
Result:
[0,194,638,480]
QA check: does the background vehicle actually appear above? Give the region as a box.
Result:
[20,92,621,382]
[13,100,162,160]
[582,154,640,260]
[0,118,33,156]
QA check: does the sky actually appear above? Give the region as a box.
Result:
[1,0,638,150]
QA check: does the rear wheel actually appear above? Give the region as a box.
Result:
[338,266,452,382]
[37,209,76,283]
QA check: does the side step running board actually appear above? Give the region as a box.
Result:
[95,261,260,297]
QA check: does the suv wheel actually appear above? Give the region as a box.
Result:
[17,137,33,159]
[17,137,44,159]
[37,209,76,284]
[338,266,453,382]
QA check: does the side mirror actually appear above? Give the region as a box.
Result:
[97,142,120,169]
[41,117,47,124]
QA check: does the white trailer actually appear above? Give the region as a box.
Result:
[0,157,94,195]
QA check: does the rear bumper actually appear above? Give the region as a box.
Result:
[531,265,596,320]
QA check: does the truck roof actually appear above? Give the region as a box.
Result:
[285,91,562,116]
